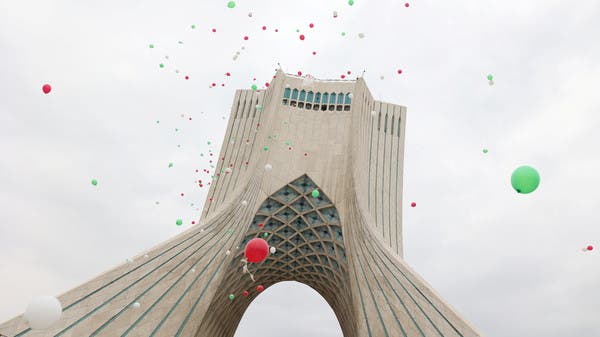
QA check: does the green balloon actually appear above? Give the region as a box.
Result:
[311,189,320,198]
[482,149,488,154]
[91,179,98,186]
[487,74,493,81]
[511,166,540,194]
[168,162,173,168]
[176,219,183,226]
[159,63,164,68]
[149,44,154,49]
[348,0,355,5]
[229,294,235,300]
[251,84,258,91]
[263,146,269,151]
[191,24,196,29]
[341,32,346,36]
[263,233,268,238]
[227,1,236,8]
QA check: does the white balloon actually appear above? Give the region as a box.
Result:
[241,200,248,206]
[226,250,231,256]
[270,246,276,254]
[25,296,62,330]
[380,75,385,80]
[191,267,196,273]
[224,167,232,173]
[143,254,149,259]
[371,110,377,117]
[348,93,353,99]
[131,302,141,309]
[248,12,253,17]
[488,80,495,86]
[126,258,133,264]
[358,33,365,39]
[264,164,272,171]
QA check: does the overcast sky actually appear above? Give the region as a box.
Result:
[1,0,600,336]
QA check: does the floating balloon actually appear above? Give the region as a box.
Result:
[226,250,231,256]
[488,80,494,86]
[228,294,235,300]
[405,2,410,7]
[248,12,253,17]
[511,166,540,194]
[159,63,164,68]
[251,84,258,91]
[25,296,62,330]
[149,44,154,48]
[41,84,52,94]
[487,74,494,81]
[241,200,248,206]
[299,34,305,40]
[243,290,249,297]
[176,219,183,226]
[257,223,264,228]
[348,0,355,5]
[257,285,264,292]
[227,1,236,8]
[371,110,377,117]
[263,233,269,238]
[397,69,403,74]
[358,33,365,39]
[245,238,269,263]
[483,149,488,154]
[311,189,320,198]
[270,246,276,254]
[91,179,98,186]
[131,302,140,309]
[168,162,173,168]
[587,245,594,251]
[191,267,196,273]
[410,202,416,207]
[264,164,272,171]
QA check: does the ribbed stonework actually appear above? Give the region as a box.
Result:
[0,70,484,337]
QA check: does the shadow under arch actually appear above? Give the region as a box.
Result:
[233,281,343,337]
[195,174,356,337]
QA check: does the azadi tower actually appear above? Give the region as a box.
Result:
[0,70,483,337]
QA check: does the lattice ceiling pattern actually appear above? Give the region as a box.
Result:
[234,175,347,287]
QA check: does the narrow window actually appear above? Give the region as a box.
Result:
[397,117,401,137]
[314,92,321,103]
[345,93,352,104]
[283,88,291,99]
[390,115,395,135]
[377,109,381,131]
[322,93,329,105]
[307,91,314,103]
[337,92,344,104]
[384,113,388,133]
[291,89,299,100]
[329,93,337,104]
[299,90,306,101]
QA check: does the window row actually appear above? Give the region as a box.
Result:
[283,88,352,111]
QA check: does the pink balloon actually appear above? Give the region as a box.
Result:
[42,84,52,94]
[410,202,416,207]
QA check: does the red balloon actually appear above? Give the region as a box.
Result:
[309,23,314,28]
[299,34,305,40]
[211,28,217,32]
[262,26,267,30]
[405,2,410,7]
[256,285,264,292]
[257,223,264,228]
[245,238,269,263]
[410,202,416,207]
[42,84,52,94]
[243,36,249,40]
[397,69,403,74]
[587,245,594,251]
[243,290,249,297]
